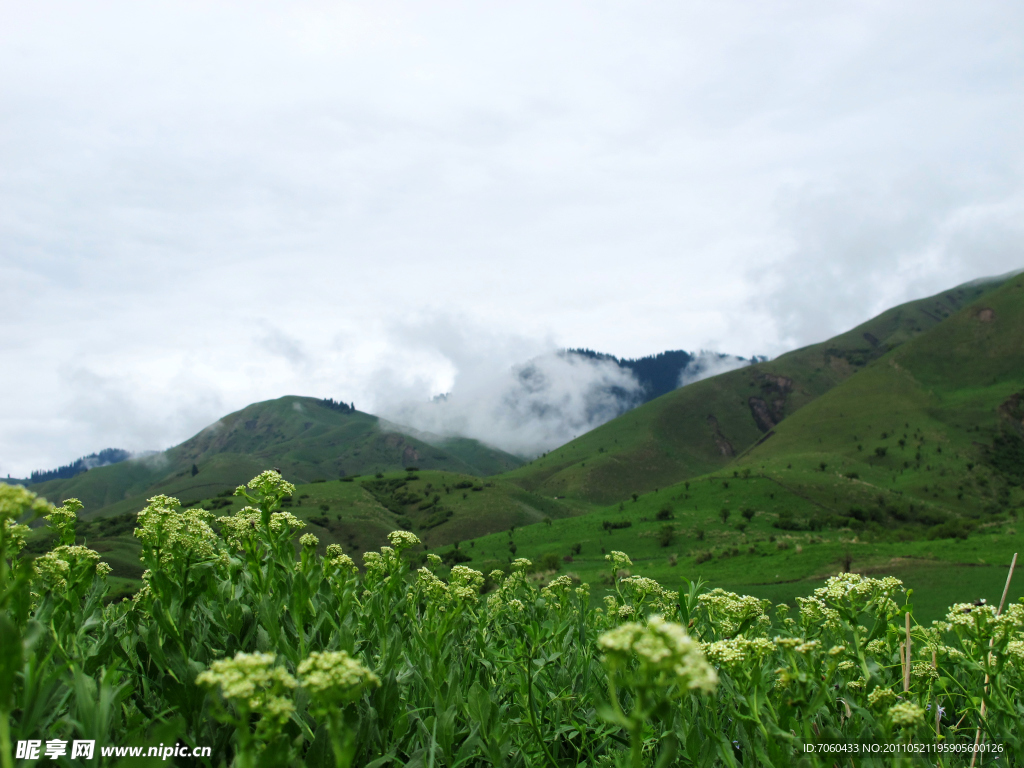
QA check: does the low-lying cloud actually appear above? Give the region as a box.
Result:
[376,349,642,458]
[678,351,754,387]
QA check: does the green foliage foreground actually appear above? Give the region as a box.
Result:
[2,474,1023,767]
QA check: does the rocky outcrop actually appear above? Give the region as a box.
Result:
[706,415,735,456]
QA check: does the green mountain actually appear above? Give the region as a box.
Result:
[450,275,1024,620]
[502,275,1015,504]
[29,396,523,518]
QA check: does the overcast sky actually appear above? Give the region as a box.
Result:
[2,1,1022,475]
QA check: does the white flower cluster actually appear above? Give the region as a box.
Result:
[698,589,770,636]
[297,650,379,707]
[888,701,924,727]
[813,573,903,617]
[245,471,296,503]
[45,499,83,544]
[196,652,298,726]
[702,637,775,669]
[135,495,217,565]
[217,508,261,551]
[604,551,633,573]
[387,530,420,553]
[0,484,51,554]
[796,596,842,631]
[325,544,356,573]
[34,545,105,592]
[598,615,718,694]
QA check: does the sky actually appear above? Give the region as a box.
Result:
[2,1,1022,475]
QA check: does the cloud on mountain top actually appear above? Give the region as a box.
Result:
[376,350,641,457]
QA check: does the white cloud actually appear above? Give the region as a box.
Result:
[678,352,753,388]
[1,1,1022,474]
[377,350,641,457]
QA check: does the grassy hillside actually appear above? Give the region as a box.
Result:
[445,276,1024,621]
[28,468,587,601]
[503,275,1013,504]
[28,396,523,519]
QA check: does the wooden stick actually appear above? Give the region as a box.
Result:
[899,641,906,690]
[970,553,1017,768]
[904,612,911,692]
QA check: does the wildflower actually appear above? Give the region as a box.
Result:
[387,530,420,552]
[136,495,217,565]
[829,645,846,656]
[599,615,718,694]
[868,687,897,708]
[428,554,444,568]
[703,637,774,669]
[268,511,305,534]
[325,544,343,558]
[45,499,82,545]
[511,558,532,572]
[300,533,319,549]
[699,589,770,636]
[0,483,52,554]
[605,551,633,572]
[888,701,925,727]
[297,651,379,708]
[912,662,939,681]
[196,652,298,729]
[837,660,855,672]
[34,545,105,592]
[243,470,296,506]
[218,508,261,551]
[866,639,889,656]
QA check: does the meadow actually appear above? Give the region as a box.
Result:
[3,472,1023,767]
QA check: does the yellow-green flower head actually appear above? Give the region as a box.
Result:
[814,573,904,617]
[829,645,846,656]
[246,470,296,501]
[416,567,450,603]
[449,565,484,591]
[363,551,384,575]
[541,575,575,604]
[488,569,504,582]
[703,637,775,669]
[45,498,82,543]
[1007,639,1024,662]
[0,483,52,524]
[269,511,305,533]
[866,639,888,655]
[217,508,261,550]
[888,701,925,727]
[135,495,217,564]
[911,662,938,681]
[95,562,113,577]
[837,660,855,672]
[598,615,718,693]
[326,543,343,558]
[33,545,105,592]
[196,652,297,725]
[428,554,444,568]
[796,596,842,631]
[605,551,633,571]
[387,530,420,552]
[699,589,769,636]
[34,551,71,591]
[300,533,319,549]
[511,558,532,572]
[2,520,31,555]
[867,686,897,708]
[330,553,356,573]
[297,650,380,706]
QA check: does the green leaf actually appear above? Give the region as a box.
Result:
[0,611,22,710]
